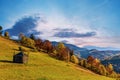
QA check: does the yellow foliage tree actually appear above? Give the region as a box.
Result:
[21,36,35,49]
[71,55,79,64]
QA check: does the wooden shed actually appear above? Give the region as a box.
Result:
[13,51,28,63]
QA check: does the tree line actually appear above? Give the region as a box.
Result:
[79,56,117,77]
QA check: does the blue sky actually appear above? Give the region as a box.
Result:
[0,0,120,49]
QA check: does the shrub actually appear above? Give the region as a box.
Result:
[71,55,79,64]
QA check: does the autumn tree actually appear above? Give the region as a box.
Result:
[71,55,79,64]
[106,63,114,75]
[83,59,87,68]
[35,38,43,51]
[87,56,94,64]
[49,46,58,58]
[86,63,92,69]
[67,48,74,60]
[60,48,70,61]
[98,64,107,76]
[108,71,117,78]
[56,42,66,54]
[79,59,84,66]
[79,59,87,68]
[56,42,70,61]
[78,55,116,77]
[106,64,117,78]
[92,58,100,67]
[20,36,35,49]
[57,42,66,49]
[42,40,53,53]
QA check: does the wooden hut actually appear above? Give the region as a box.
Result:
[13,51,28,63]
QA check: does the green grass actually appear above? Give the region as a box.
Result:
[0,36,115,80]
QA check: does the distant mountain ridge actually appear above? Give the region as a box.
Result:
[84,45,120,51]
[89,49,120,60]
[102,54,120,73]
[52,41,120,60]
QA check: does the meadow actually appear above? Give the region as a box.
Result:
[0,36,115,80]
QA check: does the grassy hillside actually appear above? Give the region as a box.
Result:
[0,36,115,80]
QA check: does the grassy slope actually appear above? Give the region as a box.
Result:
[0,36,115,80]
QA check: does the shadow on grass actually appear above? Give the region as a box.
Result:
[0,60,13,63]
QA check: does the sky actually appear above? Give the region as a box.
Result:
[0,0,120,49]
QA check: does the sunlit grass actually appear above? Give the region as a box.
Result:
[0,36,115,80]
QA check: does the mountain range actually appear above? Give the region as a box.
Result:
[102,54,120,73]
[84,45,120,51]
[52,41,120,61]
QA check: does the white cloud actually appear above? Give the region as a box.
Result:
[74,36,120,48]
[7,6,120,49]
[29,10,120,48]
[35,12,97,39]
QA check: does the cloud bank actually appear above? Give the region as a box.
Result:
[5,13,120,49]
[6,15,42,37]
[54,31,96,38]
